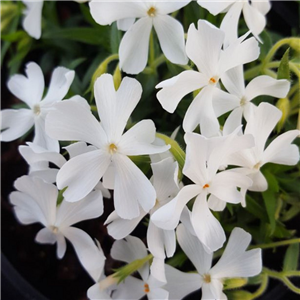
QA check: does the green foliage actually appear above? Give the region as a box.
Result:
[283,243,299,271]
[277,48,290,80]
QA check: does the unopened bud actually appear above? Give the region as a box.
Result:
[223,277,248,290]
[276,97,290,132]
[113,64,122,90]
[288,38,300,52]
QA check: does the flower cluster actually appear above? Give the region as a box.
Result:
[2,1,300,300]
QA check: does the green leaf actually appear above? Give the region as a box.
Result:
[226,290,253,300]
[166,251,187,268]
[262,189,277,234]
[283,243,299,271]
[263,170,279,192]
[110,22,122,54]
[277,48,290,80]
[245,195,268,222]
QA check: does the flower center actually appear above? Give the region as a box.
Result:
[209,76,218,85]
[253,162,261,170]
[108,143,118,154]
[144,283,150,293]
[51,226,59,234]
[203,273,211,283]
[147,6,156,17]
[203,183,210,189]
[33,104,41,115]
[240,97,247,106]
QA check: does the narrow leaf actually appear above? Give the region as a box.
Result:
[277,48,290,80]
[283,243,299,271]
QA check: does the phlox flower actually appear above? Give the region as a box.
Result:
[227,102,300,191]
[215,65,290,133]
[0,62,75,152]
[152,128,254,252]
[22,0,43,39]
[89,0,189,74]
[105,157,180,282]
[156,19,259,136]
[46,74,169,219]
[9,175,105,280]
[110,236,169,300]
[164,224,262,300]
[197,0,271,46]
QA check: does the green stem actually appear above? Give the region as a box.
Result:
[244,65,262,80]
[267,61,300,78]
[249,238,300,250]
[151,54,166,70]
[250,274,269,299]
[149,30,155,66]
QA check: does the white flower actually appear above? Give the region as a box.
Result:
[227,102,300,191]
[152,129,254,252]
[89,0,189,74]
[0,62,75,152]
[197,0,271,46]
[46,74,169,219]
[164,224,262,300]
[110,236,169,300]
[215,65,290,133]
[105,157,180,282]
[156,19,259,136]
[9,175,105,280]
[22,0,44,39]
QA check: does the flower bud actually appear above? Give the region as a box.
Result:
[276,97,290,132]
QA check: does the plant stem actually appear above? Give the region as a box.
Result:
[250,274,269,299]
[149,30,155,66]
[249,238,300,250]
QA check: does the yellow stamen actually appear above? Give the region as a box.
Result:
[209,76,218,85]
[240,97,247,106]
[51,226,58,233]
[33,104,41,115]
[109,143,118,154]
[203,184,210,189]
[144,283,150,293]
[203,273,211,283]
[147,6,156,17]
[253,162,261,170]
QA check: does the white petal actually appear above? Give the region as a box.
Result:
[117,17,136,31]
[64,141,97,159]
[105,210,145,240]
[262,130,300,166]
[94,74,142,140]
[112,276,145,300]
[103,164,115,190]
[248,170,268,192]
[87,282,112,300]
[252,0,271,15]
[245,102,282,156]
[222,107,243,135]
[29,170,58,184]
[13,176,57,226]
[221,65,245,98]
[151,157,179,202]
[7,62,44,107]
[197,0,232,15]
[89,1,146,25]
[220,2,243,47]
[151,184,201,230]
[156,70,208,113]
[62,227,105,281]
[163,229,176,258]
[22,1,43,39]
[177,223,213,274]
[0,109,34,141]
[95,181,111,199]
[148,287,169,300]
[150,257,166,283]
[57,150,111,202]
[119,17,152,74]
[243,2,266,39]
[46,100,107,149]
[153,15,187,65]
[111,235,149,282]
[56,190,103,228]
[42,67,75,104]
[56,232,67,259]
[147,221,165,259]
[186,20,224,76]
[165,264,201,300]
[35,227,56,244]
[208,195,227,211]
[155,1,191,15]
[34,116,60,152]
[113,154,156,219]
[183,86,219,137]
[191,193,226,252]
[219,36,260,75]
[211,227,262,278]
[245,76,290,101]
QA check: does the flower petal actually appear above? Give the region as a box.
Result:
[156,70,207,113]
[22,1,43,39]
[117,17,136,31]
[150,257,167,283]
[191,193,226,252]
[42,67,75,104]
[222,107,243,135]
[89,1,146,25]
[113,154,156,219]
[156,1,191,15]
[46,100,107,149]
[7,61,44,107]
[262,130,300,166]
[197,0,232,15]
[57,150,111,202]
[62,227,106,281]
[151,184,201,230]
[221,65,245,98]
[112,276,145,300]
[208,195,227,211]
[87,282,112,300]
[0,109,34,142]
[211,227,262,278]
[119,17,152,74]
[153,14,187,65]
[64,141,97,159]
[177,223,213,274]
[186,20,224,76]
[245,76,290,101]
[35,227,57,244]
